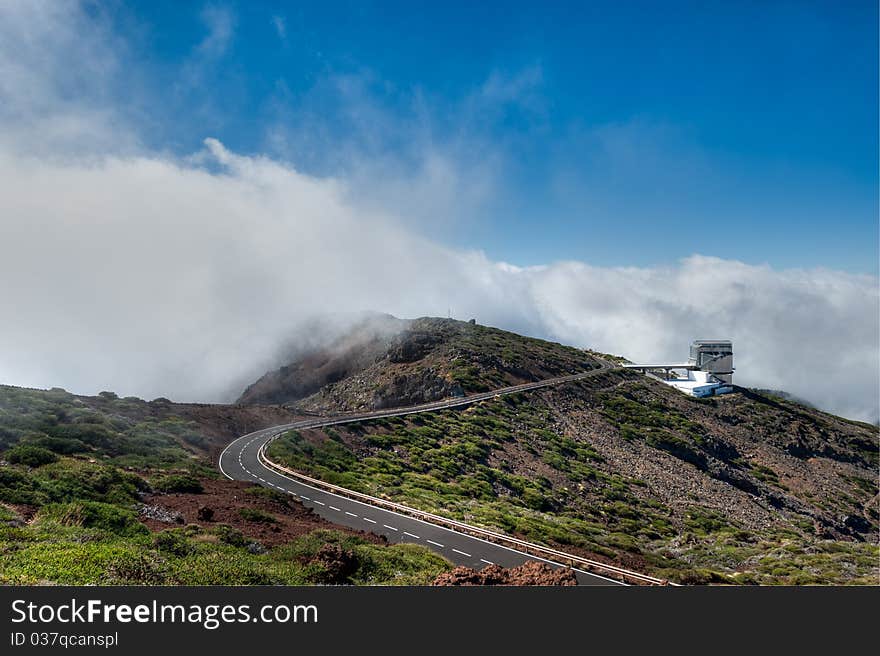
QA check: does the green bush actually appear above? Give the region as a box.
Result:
[243,486,291,504]
[107,553,167,584]
[22,435,88,455]
[38,501,147,537]
[153,474,203,494]
[5,445,58,467]
[238,508,278,524]
[153,529,194,557]
[0,467,43,505]
[212,524,248,547]
[36,460,145,505]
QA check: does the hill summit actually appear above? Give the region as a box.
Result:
[238,316,603,410]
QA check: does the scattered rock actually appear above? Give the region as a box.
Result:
[842,514,871,535]
[433,561,578,586]
[137,504,184,524]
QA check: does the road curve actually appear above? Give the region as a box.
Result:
[219,360,625,586]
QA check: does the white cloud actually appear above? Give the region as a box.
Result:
[196,5,235,59]
[0,0,133,156]
[272,15,287,41]
[476,65,545,114]
[0,1,876,422]
[0,142,876,421]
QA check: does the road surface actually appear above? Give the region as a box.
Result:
[219,360,624,585]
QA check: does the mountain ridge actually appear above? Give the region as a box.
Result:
[250,315,879,583]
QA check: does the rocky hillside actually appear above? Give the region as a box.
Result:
[260,318,879,584]
[238,316,603,410]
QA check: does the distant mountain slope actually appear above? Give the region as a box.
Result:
[238,316,603,410]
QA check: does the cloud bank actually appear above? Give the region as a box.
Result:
[0,2,877,422]
[1,140,876,421]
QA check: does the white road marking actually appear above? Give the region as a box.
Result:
[480,559,495,565]
[329,506,341,511]
[426,540,444,548]
[452,549,472,557]
[403,531,420,539]
[345,511,358,517]
[382,524,398,531]
[300,495,310,500]
[313,500,325,506]
[363,517,377,524]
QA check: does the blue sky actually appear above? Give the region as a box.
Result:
[100,1,879,273]
[73,1,876,273]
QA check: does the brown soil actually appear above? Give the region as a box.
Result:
[139,477,384,548]
[433,561,577,586]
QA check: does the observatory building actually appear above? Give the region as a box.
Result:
[623,340,734,398]
[688,340,734,384]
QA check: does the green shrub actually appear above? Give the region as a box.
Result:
[37,460,145,505]
[153,529,194,557]
[22,435,88,455]
[238,508,278,524]
[38,501,147,537]
[244,486,291,504]
[5,445,58,467]
[153,474,203,494]
[107,553,167,584]
[0,467,43,505]
[213,524,248,547]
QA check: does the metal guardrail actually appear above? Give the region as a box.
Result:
[257,432,674,587]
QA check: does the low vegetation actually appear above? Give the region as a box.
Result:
[268,373,879,585]
[0,518,448,585]
[0,385,449,585]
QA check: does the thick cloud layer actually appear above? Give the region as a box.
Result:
[1,142,877,421]
[0,1,877,422]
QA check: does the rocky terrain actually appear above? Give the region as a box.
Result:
[260,317,879,584]
[433,561,577,586]
[239,315,602,411]
[137,477,384,549]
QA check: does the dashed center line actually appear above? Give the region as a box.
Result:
[219,361,631,587]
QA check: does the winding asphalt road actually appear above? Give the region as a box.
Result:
[219,360,624,585]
